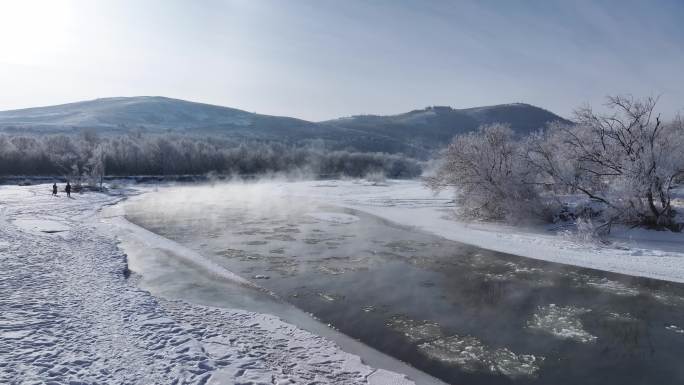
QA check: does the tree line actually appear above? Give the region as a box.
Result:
[0,132,423,181]
[427,96,684,232]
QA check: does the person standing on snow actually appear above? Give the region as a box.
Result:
[52,183,58,196]
[65,182,72,198]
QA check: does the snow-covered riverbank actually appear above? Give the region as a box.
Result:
[0,184,425,385]
[273,179,684,283]
[4,179,683,384]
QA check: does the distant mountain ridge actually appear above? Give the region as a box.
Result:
[0,96,302,131]
[0,96,570,158]
[322,103,568,151]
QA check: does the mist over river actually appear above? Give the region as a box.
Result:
[124,182,684,385]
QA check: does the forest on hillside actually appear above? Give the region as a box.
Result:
[0,132,423,181]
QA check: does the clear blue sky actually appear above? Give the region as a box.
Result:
[0,0,682,120]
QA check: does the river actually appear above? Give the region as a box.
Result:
[123,183,684,385]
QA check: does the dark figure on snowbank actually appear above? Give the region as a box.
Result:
[52,183,57,196]
[65,182,71,198]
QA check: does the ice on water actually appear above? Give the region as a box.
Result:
[386,315,543,379]
[583,277,640,296]
[527,304,597,343]
[306,212,360,224]
[385,316,444,343]
[418,335,543,379]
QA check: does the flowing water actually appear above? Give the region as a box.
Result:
[124,184,684,385]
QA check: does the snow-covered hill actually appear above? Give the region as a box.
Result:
[0,96,312,132]
[0,97,569,157]
[322,103,570,150]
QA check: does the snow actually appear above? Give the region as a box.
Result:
[0,185,428,385]
[271,179,684,283]
[368,369,416,385]
[11,218,71,233]
[4,179,682,384]
[0,96,255,129]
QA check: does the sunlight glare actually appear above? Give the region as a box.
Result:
[0,0,74,65]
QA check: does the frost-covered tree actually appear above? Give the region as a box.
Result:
[426,123,540,221]
[0,133,423,179]
[45,135,81,176]
[86,143,107,190]
[526,96,684,231]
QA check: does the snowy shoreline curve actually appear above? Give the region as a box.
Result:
[0,184,438,385]
[274,179,684,284]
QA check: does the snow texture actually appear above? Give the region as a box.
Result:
[5,179,682,384]
[0,185,417,385]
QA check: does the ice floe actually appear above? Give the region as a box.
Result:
[418,335,543,379]
[385,316,444,343]
[583,277,640,296]
[385,315,542,379]
[527,304,597,343]
[306,212,360,224]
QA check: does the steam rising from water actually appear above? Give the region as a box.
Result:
[124,180,684,385]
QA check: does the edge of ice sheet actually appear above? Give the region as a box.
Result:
[102,205,255,289]
[99,200,446,385]
[2,184,438,385]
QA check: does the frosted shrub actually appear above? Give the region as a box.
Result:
[526,96,684,231]
[426,124,542,221]
[560,217,601,245]
[428,95,684,232]
[364,170,387,185]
